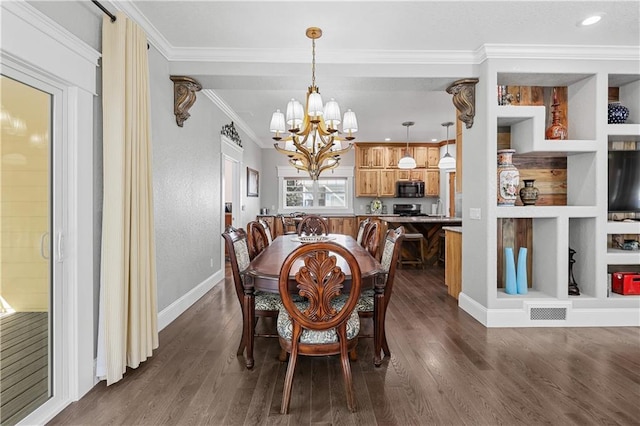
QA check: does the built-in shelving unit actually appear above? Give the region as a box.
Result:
[458,60,640,327]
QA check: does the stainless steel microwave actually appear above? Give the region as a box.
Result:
[396,180,425,198]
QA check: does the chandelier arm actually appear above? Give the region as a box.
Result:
[317,161,341,174]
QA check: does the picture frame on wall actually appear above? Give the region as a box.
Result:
[247,167,259,197]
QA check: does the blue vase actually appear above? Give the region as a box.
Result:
[504,247,517,295]
[608,102,629,124]
[516,247,528,294]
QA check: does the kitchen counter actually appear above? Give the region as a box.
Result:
[442,226,462,233]
[384,217,462,224]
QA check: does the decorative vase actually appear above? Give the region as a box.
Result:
[608,102,629,124]
[545,88,568,140]
[516,247,528,294]
[504,247,517,295]
[519,179,539,206]
[497,149,519,206]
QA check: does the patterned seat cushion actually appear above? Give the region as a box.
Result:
[277,300,360,344]
[336,288,375,312]
[254,291,282,311]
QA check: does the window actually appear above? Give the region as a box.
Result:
[284,178,347,208]
[278,166,354,213]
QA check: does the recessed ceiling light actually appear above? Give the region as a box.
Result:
[431,138,438,142]
[384,137,391,141]
[579,15,602,26]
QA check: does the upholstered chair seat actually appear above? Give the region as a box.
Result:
[277,300,360,345]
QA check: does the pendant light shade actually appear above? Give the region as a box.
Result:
[438,121,456,169]
[398,121,417,169]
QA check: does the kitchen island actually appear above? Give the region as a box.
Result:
[382,216,462,266]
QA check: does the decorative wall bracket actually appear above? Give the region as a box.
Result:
[446,78,479,129]
[170,75,202,127]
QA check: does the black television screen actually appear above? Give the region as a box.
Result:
[608,150,640,212]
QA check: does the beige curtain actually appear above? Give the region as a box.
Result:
[96,11,158,385]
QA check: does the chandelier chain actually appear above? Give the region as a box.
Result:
[311,38,316,89]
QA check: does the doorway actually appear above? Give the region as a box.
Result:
[220,136,243,266]
[0,75,57,425]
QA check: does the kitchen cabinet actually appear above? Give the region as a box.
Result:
[328,217,357,238]
[385,146,409,168]
[380,170,397,197]
[413,146,439,168]
[425,170,439,196]
[396,169,424,181]
[444,227,462,299]
[356,143,442,198]
[357,145,385,168]
[356,170,379,197]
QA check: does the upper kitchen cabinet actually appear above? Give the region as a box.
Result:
[357,145,386,168]
[414,146,440,168]
[355,143,442,197]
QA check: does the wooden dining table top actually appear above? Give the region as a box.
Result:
[245,234,383,293]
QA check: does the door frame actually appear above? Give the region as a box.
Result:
[220,135,243,267]
[2,2,99,423]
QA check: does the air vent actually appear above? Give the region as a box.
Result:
[530,307,567,321]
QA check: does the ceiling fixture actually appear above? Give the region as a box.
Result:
[438,121,456,169]
[398,121,417,169]
[269,27,357,180]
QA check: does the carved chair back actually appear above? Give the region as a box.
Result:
[361,221,380,259]
[258,219,273,244]
[247,220,269,259]
[297,215,329,236]
[355,218,371,245]
[221,226,250,306]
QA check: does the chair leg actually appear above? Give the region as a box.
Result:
[338,329,356,412]
[280,350,298,414]
[278,348,288,362]
[349,348,358,361]
[382,332,391,357]
[243,294,255,369]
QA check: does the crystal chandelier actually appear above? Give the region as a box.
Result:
[269,27,357,180]
[438,121,456,169]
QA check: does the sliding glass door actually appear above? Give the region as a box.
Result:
[0,75,55,426]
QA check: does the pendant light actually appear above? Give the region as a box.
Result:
[398,121,417,169]
[438,121,456,169]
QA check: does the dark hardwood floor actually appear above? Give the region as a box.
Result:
[49,265,640,425]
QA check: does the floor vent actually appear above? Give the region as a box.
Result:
[530,307,567,321]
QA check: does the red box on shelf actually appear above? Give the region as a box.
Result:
[611,272,640,295]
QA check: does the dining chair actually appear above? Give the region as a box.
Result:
[355,218,371,245]
[361,221,380,259]
[258,218,273,244]
[278,215,298,236]
[277,242,362,413]
[349,226,405,366]
[247,220,269,259]
[221,226,281,369]
[296,214,329,236]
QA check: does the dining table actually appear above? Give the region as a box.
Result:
[243,233,386,367]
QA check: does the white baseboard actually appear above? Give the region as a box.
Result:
[157,270,225,331]
[458,292,640,327]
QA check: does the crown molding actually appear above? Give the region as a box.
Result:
[2,1,101,65]
[478,44,640,62]
[112,0,173,59]
[168,47,478,65]
[201,90,266,148]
